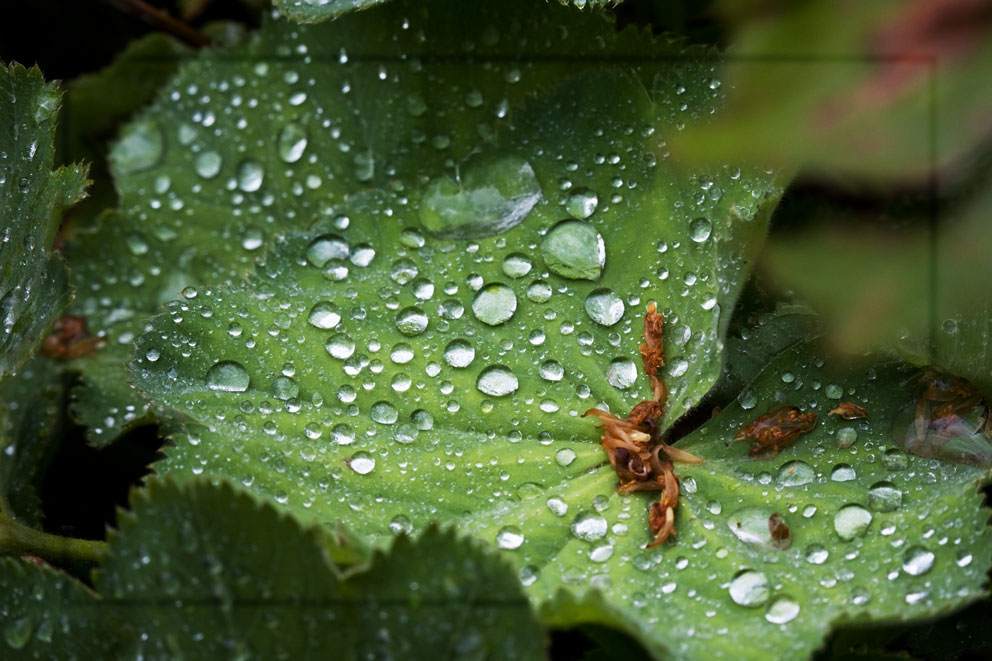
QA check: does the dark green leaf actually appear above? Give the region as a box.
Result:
[0,64,87,383]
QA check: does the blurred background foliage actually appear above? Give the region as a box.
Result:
[1,0,990,659]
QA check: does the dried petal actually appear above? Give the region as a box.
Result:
[828,402,869,420]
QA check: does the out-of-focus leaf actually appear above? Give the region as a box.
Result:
[762,172,992,397]
[673,0,992,179]
[0,64,87,383]
[275,0,615,24]
[0,357,67,528]
[0,479,544,659]
[60,34,189,220]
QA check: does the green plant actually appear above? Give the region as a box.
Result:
[2,1,990,658]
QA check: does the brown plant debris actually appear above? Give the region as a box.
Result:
[734,405,818,459]
[829,402,869,420]
[584,303,702,549]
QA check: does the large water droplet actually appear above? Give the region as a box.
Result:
[540,360,564,382]
[729,570,770,607]
[418,154,542,239]
[867,481,902,512]
[3,616,33,650]
[830,463,857,482]
[472,283,517,325]
[502,252,533,279]
[541,219,605,281]
[689,217,712,243]
[585,288,625,326]
[308,301,341,329]
[348,451,376,475]
[271,376,298,400]
[476,365,518,397]
[902,546,935,576]
[395,306,428,336]
[776,460,815,487]
[765,596,800,624]
[727,507,788,550]
[237,159,264,192]
[605,358,638,390]
[834,504,872,541]
[443,339,475,368]
[370,401,398,424]
[112,119,163,173]
[883,448,908,471]
[205,361,250,392]
[496,526,524,550]
[306,234,349,267]
[804,544,829,564]
[194,150,222,179]
[277,122,308,163]
[565,187,599,219]
[571,511,607,541]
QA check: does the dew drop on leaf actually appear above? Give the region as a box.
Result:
[570,511,607,541]
[194,150,222,179]
[277,122,308,163]
[306,234,349,267]
[307,301,341,329]
[776,460,815,487]
[418,154,542,239]
[540,219,605,281]
[804,545,829,564]
[584,288,625,326]
[565,187,599,219]
[348,451,375,475]
[833,504,873,540]
[765,596,800,624]
[496,526,524,550]
[472,283,517,325]
[395,306,428,336]
[526,280,552,303]
[205,360,250,392]
[236,159,264,192]
[728,570,770,607]
[112,118,163,173]
[539,360,564,382]
[902,547,935,576]
[370,401,398,425]
[501,252,533,279]
[605,357,638,389]
[867,481,902,512]
[443,339,475,368]
[830,463,856,482]
[689,217,712,243]
[476,365,518,397]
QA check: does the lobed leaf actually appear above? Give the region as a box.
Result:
[0,478,541,659]
[0,64,87,383]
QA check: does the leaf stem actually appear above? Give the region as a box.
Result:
[0,510,107,566]
[102,0,212,48]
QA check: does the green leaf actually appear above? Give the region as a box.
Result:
[0,479,543,659]
[275,0,615,24]
[64,0,754,448]
[59,34,190,221]
[0,357,67,528]
[0,64,87,383]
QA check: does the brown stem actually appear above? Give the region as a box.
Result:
[103,0,212,48]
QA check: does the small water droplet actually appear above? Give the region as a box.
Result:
[541,219,605,281]
[472,283,517,325]
[3,616,33,650]
[112,119,163,173]
[395,306,428,336]
[443,339,475,368]
[584,288,625,326]
[804,544,829,564]
[389,515,413,535]
[539,360,564,382]
[765,596,800,624]
[867,481,902,512]
[825,383,844,399]
[727,507,787,551]
[605,358,638,389]
[729,570,770,607]
[555,448,577,466]
[277,122,308,163]
[271,376,298,400]
[546,497,568,516]
[834,504,872,541]
[205,361,250,392]
[306,234,349,267]
[883,448,908,471]
[496,526,524,550]
[571,511,608,541]
[502,253,533,279]
[370,401,398,424]
[308,301,341,329]
[902,546,935,576]
[526,280,552,303]
[689,217,712,243]
[737,388,757,410]
[565,187,599,219]
[348,451,376,475]
[830,463,857,482]
[836,426,858,449]
[776,460,815,487]
[194,150,222,179]
[237,159,264,192]
[326,333,355,359]
[476,365,518,397]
